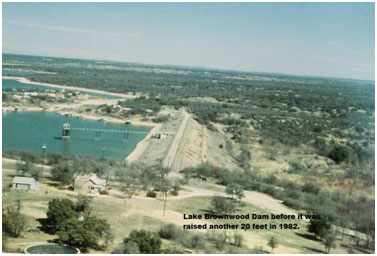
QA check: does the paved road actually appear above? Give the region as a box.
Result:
[163,111,190,169]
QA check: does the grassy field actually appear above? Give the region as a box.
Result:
[3,160,360,254]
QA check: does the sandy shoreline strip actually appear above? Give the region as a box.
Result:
[126,123,163,163]
[3,76,138,99]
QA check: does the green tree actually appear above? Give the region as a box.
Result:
[225,183,245,202]
[171,180,182,196]
[57,216,112,251]
[238,146,251,170]
[16,160,37,176]
[75,195,93,215]
[210,196,236,214]
[123,164,142,198]
[122,230,162,254]
[45,198,78,233]
[308,216,332,239]
[30,167,42,181]
[267,236,278,253]
[51,161,76,185]
[2,202,26,238]
[138,164,159,191]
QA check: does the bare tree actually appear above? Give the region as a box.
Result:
[322,232,336,254]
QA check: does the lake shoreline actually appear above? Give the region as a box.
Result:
[3,76,138,99]
[3,77,160,162]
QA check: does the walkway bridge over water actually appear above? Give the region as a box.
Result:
[61,123,149,141]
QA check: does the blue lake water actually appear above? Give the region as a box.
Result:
[3,78,50,91]
[3,111,150,160]
[2,79,121,99]
[2,69,36,75]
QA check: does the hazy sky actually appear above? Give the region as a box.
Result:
[3,2,375,80]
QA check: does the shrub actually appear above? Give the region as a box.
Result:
[250,246,268,254]
[190,234,207,249]
[123,230,162,254]
[328,145,349,164]
[233,233,243,247]
[112,241,140,254]
[207,231,227,250]
[100,189,109,195]
[163,244,185,254]
[302,183,321,195]
[248,181,262,191]
[282,198,303,210]
[207,123,218,132]
[178,230,193,248]
[146,191,156,198]
[286,189,301,199]
[210,196,236,214]
[260,185,278,197]
[171,182,181,196]
[158,224,179,240]
[152,115,169,123]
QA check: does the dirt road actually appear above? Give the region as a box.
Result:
[168,185,297,215]
[125,183,295,216]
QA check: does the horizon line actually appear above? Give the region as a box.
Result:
[2,52,374,83]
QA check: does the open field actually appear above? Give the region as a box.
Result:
[2,161,361,254]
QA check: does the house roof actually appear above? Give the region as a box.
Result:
[13,176,38,185]
[89,175,107,186]
[74,174,107,187]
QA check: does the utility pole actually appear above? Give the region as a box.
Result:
[41,143,47,181]
[163,191,167,217]
[160,168,163,200]
[101,148,105,160]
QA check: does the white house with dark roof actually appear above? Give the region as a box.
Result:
[12,177,39,190]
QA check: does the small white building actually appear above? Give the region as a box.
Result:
[12,177,39,190]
